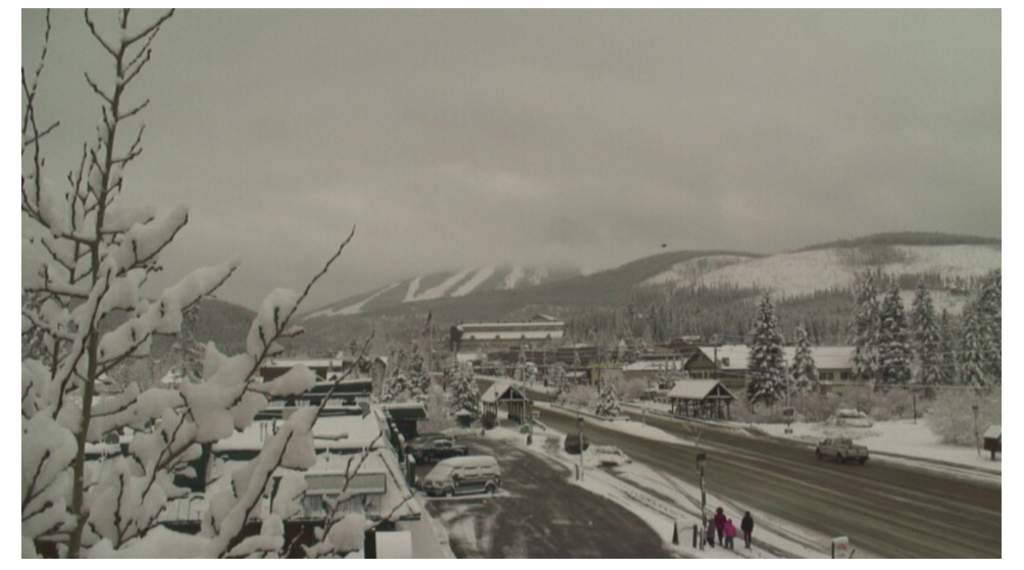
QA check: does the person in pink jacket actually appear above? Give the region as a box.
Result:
[723,518,738,550]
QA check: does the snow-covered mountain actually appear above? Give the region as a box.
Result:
[303,265,580,320]
[643,244,1001,296]
[298,233,1000,334]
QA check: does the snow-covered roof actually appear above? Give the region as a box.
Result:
[464,330,564,340]
[696,345,855,371]
[667,380,736,401]
[984,425,1001,439]
[697,346,750,370]
[456,352,484,363]
[623,360,684,372]
[213,413,382,453]
[480,381,529,403]
[460,321,565,329]
[264,359,344,369]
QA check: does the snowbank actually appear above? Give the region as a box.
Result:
[751,420,1001,479]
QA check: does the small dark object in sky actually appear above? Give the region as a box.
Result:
[661,243,667,249]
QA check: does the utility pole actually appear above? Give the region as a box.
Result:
[577,415,585,481]
[697,451,707,549]
[972,403,981,457]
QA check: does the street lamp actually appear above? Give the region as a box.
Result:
[696,451,707,549]
[577,415,585,481]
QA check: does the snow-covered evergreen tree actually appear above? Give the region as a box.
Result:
[547,362,569,399]
[974,269,1001,381]
[849,272,881,380]
[448,363,481,418]
[594,379,622,417]
[746,294,787,407]
[909,283,945,385]
[877,286,913,386]
[938,309,959,385]
[958,308,990,387]
[790,325,818,392]
[514,345,528,382]
[21,11,366,557]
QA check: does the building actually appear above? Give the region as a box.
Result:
[684,345,857,391]
[453,315,565,351]
[480,381,532,423]
[667,379,737,420]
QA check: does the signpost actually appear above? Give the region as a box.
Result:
[831,536,851,559]
[696,451,707,549]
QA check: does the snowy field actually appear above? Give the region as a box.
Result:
[480,426,851,558]
[748,419,1001,481]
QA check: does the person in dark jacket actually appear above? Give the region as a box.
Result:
[705,522,716,548]
[741,511,755,549]
[714,507,727,544]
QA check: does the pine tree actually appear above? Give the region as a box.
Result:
[448,362,481,418]
[595,379,622,417]
[548,362,570,399]
[170,303,204,382]
[746,294,787,408]
[877,286,913,386]
[849,272,881,380]
[975,269,1001,382]
[909,283,945,385]
[938,310,959,384]
[790,324,818,392]
[959,307,989,387]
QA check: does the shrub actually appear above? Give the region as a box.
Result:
[543,435,561,454]
[481,411,497,430]
[926,387,1001,445]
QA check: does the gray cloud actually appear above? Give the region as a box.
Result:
[22,9,1000,308]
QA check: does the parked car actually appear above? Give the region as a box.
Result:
[405,433,448,454]
[593,445,631,467]
[815,437,869,464]
[421,455,502,497]
[410,437,469,464]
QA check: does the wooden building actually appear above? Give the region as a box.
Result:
[668,380,737,420]
[480,381,532,423]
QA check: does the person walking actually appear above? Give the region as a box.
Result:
[741,511,755,549]
[714,507,727,545]
[723,518,737,550]
[705,522,716,548]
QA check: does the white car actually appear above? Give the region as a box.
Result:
[593,445,632,467]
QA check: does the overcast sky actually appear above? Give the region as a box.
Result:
[22,9,1000,309]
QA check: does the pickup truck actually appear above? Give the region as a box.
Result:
[815,437,869,464]
[409,437,469,464]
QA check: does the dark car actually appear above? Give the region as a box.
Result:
[563,433,591,455]
[410,437,469,464]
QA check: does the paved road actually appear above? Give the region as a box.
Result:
[419,437,672,558]
[479,379,1001,558]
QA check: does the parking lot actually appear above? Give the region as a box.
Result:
[416,436,672,558]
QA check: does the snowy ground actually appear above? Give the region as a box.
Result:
[481,425,851,558]
[535,401,693,446]
[748,419,1001,482]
